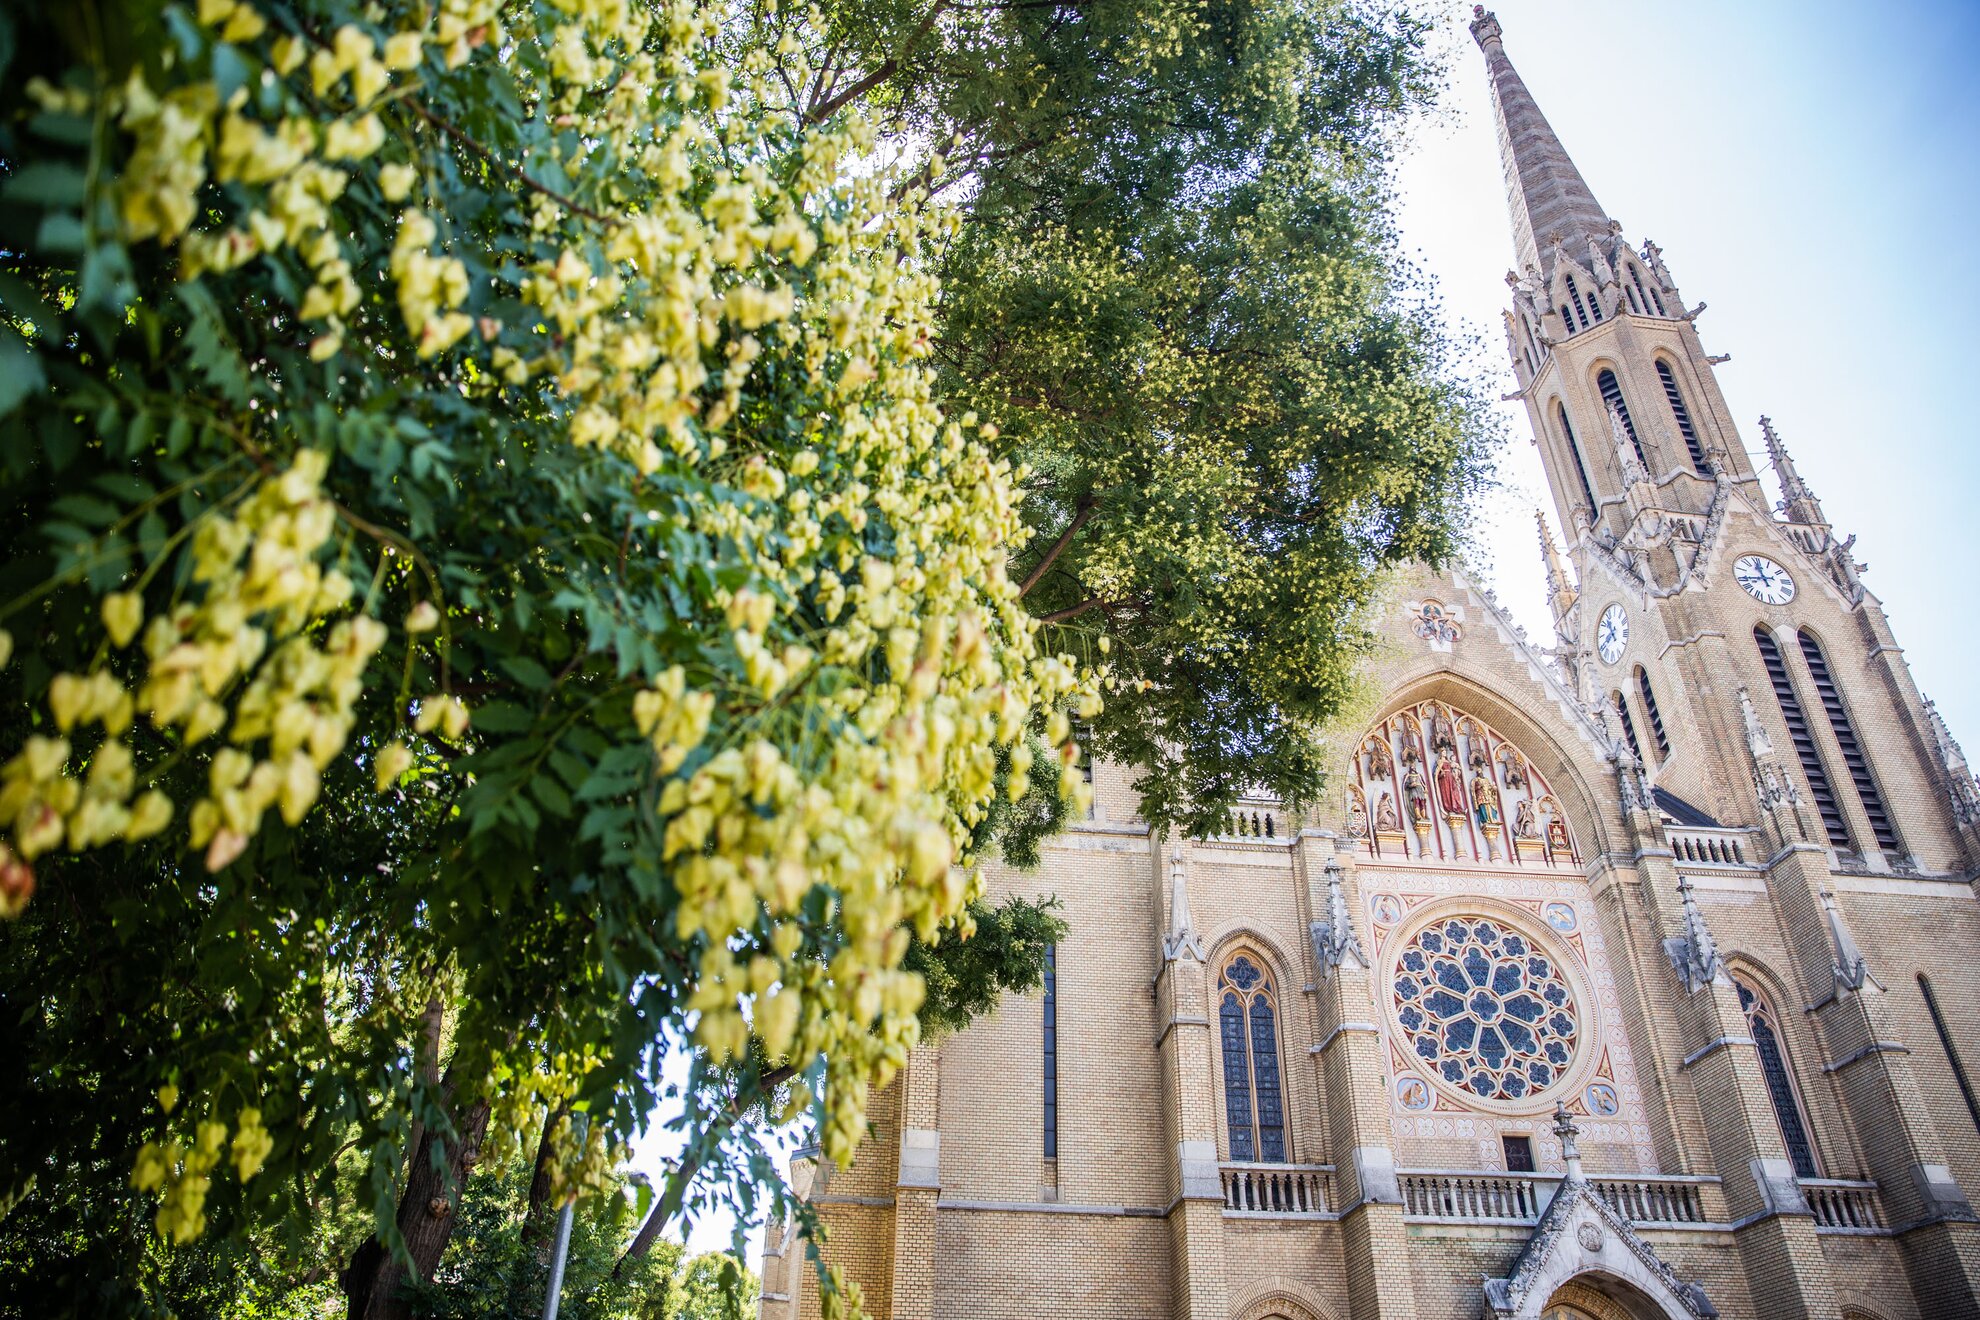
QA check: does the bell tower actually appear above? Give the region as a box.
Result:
[1471,4,1760,584]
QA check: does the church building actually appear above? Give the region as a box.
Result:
[757,10,1980,1318]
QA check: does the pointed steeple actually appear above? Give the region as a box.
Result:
[1760,415,1827,526]
[1469,8,1615,281]
[1536,510,1577,629]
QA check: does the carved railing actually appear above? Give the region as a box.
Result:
[1210,799,1289,843]
[1400,1170,1543,1222]
[1591,1175,1709,1225]
[1400,1170,1718,1227]
[1220,1162,1332,1216]
[1667,825,1756,867]
[1801,1178,1884,1232]
[1780,524,1828,555]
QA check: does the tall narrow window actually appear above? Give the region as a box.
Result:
[1656,361,1709,473]
[1635,667,1670,762]
[1624,284,1641,314]
[1565,276,1591,330]
[1734,976,1819,1178]
[1628,264,1655,315]
[1558,303,1575,335]
[1797,632,1900,854]
[1557,403,1598,516]
[1611,691,1643,763]
[1042,944,1057,1158]
[1218,955,1286,1162]
[1920,976,1980,1137]
[1596,369,1649,471]
[1651,285,1667,316]
[1756,628,1851,847]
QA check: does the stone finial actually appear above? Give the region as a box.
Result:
[1551,1101,1584,1181]
[1161,846,1205,963]
[1310,858,1368,979]
[1469,5,1503,48]
[1736,687,1772,758]
[1925,696,1980,826]
[1663,876,1727,993]
[1760,415,1826,527]
[1820,889,1881,995]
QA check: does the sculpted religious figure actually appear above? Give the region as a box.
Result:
[1498,744,1528,792]
[1472,772,1501,828]
[1374,791,1401,833]
[1514,798,1538,839]
[1403,768,1432,826]
[1434,753,1467,818]
[1364,735,1394,781]
[1430,711,1457,757]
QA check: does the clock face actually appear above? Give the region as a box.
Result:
[1597,604,1628,665]
[1734,554,1796,605]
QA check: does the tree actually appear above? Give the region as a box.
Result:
[740,0,1494,835]
[0,0,1091,1313]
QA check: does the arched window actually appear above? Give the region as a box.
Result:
[1755,628,1851,847]
[1596,369,1649,471]
[1624,284,1641,314]
[1920,975,1980,1137]
[1655,361,1709,473]
[1628,263,1653,315]
[1635,667,1670,762]
[1610,691,1643,763]
[1797,631,1900,854]
[1558,303,1575,334]
[1733,975,1819,1178]
[1557,403,1598,517]
[1565,276,1591,330]
[1218,954,1286,1162]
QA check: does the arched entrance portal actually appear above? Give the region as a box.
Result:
[1541,1276,1677,1320]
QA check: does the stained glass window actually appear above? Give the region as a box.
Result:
[1218,955,1286,1162]
[1735,976,1818,1178]
[1391,916,1580,1103]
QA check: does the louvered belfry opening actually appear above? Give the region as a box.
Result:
[1656,360,1709,473]
[1611,691,1644,763]
[1564,276,1591,330]
[1558,403,1598,516]
[1636,668,1670,762]
[1798,631,1900,854]
[1755,627,1852,847]
[1596,369,1649,470]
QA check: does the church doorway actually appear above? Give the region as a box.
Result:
[1540,1276,1671,1320]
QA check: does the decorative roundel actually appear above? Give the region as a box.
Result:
[1733,554,1795,605]
[1596,603,1628,665]
[1392,915,1580,1105]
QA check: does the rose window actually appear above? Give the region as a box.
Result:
[1392,915,1579,1103]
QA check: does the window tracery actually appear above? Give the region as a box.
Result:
[1392,915,1581,1104]
[1348,701,1579,867]
[1218,954,1287,1162]
[1733,974,1819,1178]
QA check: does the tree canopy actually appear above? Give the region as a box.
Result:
[0,0,1485,1313]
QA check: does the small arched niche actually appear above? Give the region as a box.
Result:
[1346,699,1581,868]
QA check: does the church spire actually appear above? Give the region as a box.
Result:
[1760,415,1827,527]
[1469,8,1615,281]
[1536,510,1577,630]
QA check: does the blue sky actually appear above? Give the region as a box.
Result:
[651,0,1980,1263]
[1395,0,1980,748]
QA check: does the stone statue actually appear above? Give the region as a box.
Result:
[1472,773,1502,828]
[1375,792,1401,833]
[1364,735,1394,781]
[1514,798,1537,839]
[1404,768,1432,826]
[1435,753,1467,818]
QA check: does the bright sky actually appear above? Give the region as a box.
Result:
[1394,0,1980,748]
[646,0,1980,1267]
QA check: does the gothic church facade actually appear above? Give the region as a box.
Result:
[758,11,1980,1318]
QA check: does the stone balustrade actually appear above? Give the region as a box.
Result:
[1220,1162,1333,1216]
[1398,1169,1720,1228]
[1801,1178,1884,1232]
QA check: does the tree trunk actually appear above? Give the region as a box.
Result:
[342,1058,492,1320]
[520,1099,572,1255]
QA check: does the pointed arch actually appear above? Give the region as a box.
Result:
[1217,949,1288,1162]
[1595,368,1648,470]
[1755,626,1851,847]
[1633,667,1670,763]
[1564,275,1592,330]
[1555,400,1599,518]
[1729,968,1820,1178]
[1795,629,1899,854]
[1654,359,1708,473]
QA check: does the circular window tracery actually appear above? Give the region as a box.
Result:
[1391,914,1580,1104]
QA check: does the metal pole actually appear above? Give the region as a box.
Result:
[541,1111,588,1320]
